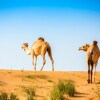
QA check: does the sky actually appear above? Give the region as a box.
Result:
[0,0,100,71]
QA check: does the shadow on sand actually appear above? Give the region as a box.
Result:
[96,81,100,84]
[61,92,88,100]
[74,92,89,98]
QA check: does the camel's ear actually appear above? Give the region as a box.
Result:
[24,43,28,47]
[86,44,89,46]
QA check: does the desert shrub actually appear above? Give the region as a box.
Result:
[20,85,36,100]
[50,85,63,100]
[10,93,19,100]
[50,80,76,99]
[0,92,8,100]
[25,75,34,79]
[0,92,19,100]
[57,81,65,93]
[24,87,35,100]
[64,80,76,96]
[50,81,65,100]
[47,80,53,83]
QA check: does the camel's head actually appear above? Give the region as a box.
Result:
[22,43,28,51]
[79,44,90,51]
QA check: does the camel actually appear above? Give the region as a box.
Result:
[79,41,100,83]
[22,37,54,71]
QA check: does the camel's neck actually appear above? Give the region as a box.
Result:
[85,47,90,52]
[24,47,31,55]
[99,50,100,57]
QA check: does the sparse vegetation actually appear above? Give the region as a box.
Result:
[25,75,34,79]
[50,85,63,100]
[24,74,48,80]
[57,81,65,93]
[21,86,35,100]
[10,93,19,100]
[26,88,35,100]
[8,71,12,74]
[0,92,19,100]
[1,70,99,100]
[47,80,53,83]
[0,92,8,100]
[50,80,76,99]
[64,80,76,96]
[50,81,65,100]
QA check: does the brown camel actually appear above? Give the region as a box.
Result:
[22,37,54,71]
[79,41,100,83]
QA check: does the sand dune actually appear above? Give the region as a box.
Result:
[0,69,100,100]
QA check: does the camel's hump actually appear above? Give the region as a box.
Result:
[93,41,98,46]
[38,37,44,41]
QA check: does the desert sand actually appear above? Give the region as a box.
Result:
[0,69,100,100]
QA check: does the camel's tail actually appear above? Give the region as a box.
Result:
[47,44,53,60]
[47,43,54,71]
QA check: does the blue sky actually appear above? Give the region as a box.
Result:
[0,0,100,71]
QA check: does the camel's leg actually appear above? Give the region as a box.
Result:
[40,55,46,71]
[90,65,93,83]
[32,52,36,71]
[48,53,54,71]
[32,58,36,71]
[87,63,90,83]
[50,57,54,71]
[93,64,96,82]
[34,56,37,71]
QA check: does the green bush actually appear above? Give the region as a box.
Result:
[25,75,34,79]
[57,81,65,93]
[50,85,63,100]
[24,87,35,100]
[0,92,19,100]
[0,92,8,100]
[10,93,19,100]
[50,80,76,99]
[64,80,76,96]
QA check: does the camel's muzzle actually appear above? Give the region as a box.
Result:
[79,48,81,50]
